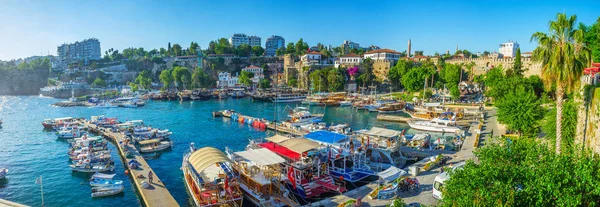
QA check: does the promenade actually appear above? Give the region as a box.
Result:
[85,123,179,207]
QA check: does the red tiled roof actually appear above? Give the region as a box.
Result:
[245,65,261,69]
[341,53,361,58]
[365,49,400,54]
[412,55,428,59]
[307,51,321,55]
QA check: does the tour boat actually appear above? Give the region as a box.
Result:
[182,144,244,207]
[407,118,461,133]
[225,147,299,207]
[91,184,124,198]
[0,168,7,180]
[377,102,406,113]
[304,131,376,182]
[138,139,172,153]
[42,117,76,130]
[406,133,432,148]
[355,127,409,169]
[253,137,346,199]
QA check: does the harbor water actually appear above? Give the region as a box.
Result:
[0,96,447,206]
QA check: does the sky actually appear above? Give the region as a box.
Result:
[0,0,599,60]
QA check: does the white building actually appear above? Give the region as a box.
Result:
[57,38,101,64]
[229,33,249,48]
[249,36,261,47]
[242,65,264,84]
[499,40,520,58]
[363,49,400,61]
[265,35,285,56]
[218,72,239,88]
[300,51,322,66]
[335,53,362,68]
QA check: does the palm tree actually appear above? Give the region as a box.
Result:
[531,13,591,154]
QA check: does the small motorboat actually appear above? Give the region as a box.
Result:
[70,162,115,173]
[0,168,7,180]
[91,185,124,198]
[138,139,172,153]
[90,179,123,187]
[339,101,352,106]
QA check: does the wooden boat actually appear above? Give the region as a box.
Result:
[377,102,405,113]
[322,99,340,106]
[226,147,299,207]
[42,117,77,130]
[182,145,244,207]
[91,185,124,198]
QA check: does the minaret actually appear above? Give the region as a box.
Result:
[456,44,459,53]
[407,39,412,58]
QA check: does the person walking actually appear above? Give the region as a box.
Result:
[148,171,154,184]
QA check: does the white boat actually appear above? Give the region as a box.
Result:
[95,102,118,108]
[407,118,461,133]
[138,139,172,153]
[286,108,324,127]
[0,168,7,179]
[90,178,123,187]
[272,94,306,103]
[56,128,85,139]
[70,162,115,173]
[91,185,124,198]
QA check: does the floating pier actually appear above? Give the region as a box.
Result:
[217,110,307,136]
[85,123,179,207]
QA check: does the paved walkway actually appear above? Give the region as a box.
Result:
[86,123,179,207]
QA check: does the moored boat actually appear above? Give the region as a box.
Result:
[91,185,124,198]
[0,168,7,180]
[407,118,461,133]
[181,145,244,207]
[138,139,172,153]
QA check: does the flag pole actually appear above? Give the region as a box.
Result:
[39,175,45,207]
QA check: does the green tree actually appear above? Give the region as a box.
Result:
[401,64,436,92]
[442,138,600,206]
[309,69,326,92]
[496,87,544,135]
[582,17,600,62]
[236,44,251,57]
[357,58,374,86]
[171,66,191,90]
[188,42,199,55]
[92,78,107,88]
[326,68,346,92]
[251,46,265,56]
[285,43,296,54]
[449,85,461,100]
[295,38,309,56]
[128,82,139,92]
[135,70,152,90]
[531,13,591,154]
[191,69,211,89]
[239,71,254,87]
[172,44,183,56]
[259,78,271,89]
[276,47,285,56]
[159,69,173,90]
[388,59,413,88]
[287,77,298,87]
[511,48,524,77]
[440,63,462,86]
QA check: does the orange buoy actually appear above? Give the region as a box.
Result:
[125,170,129,175]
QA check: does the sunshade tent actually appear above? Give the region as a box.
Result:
[377,166,407,182]
[188,147,232,173]
[234,148,286,166]
[265,135,290,143]
[278,138,320,154]
[363,127,401,138]
[304,131,348,144]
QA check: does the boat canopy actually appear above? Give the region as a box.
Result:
[258,142,300,159]
[56,117,74,121]
[304,131,348,144]
[278,138,320,154]
[234,148,286,166]
[188,147,232,173]
[92,172,116,180]
[363,127,401,138]
[377,166,407,182]
[265,135,290,143]
[138,139,161,145]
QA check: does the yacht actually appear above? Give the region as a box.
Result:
[407,118,461,133]
[138,139,172,153]
[272,93,306,103]
[286,107,324,127]
[182,145,244,207]
[39,81,92,98]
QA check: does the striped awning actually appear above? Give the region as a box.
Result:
[188,147,231,173]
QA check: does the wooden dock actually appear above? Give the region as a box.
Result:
[377,114,411,123]
[85,123,179,207]
[217,110,307,136]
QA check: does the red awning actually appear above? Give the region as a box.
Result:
[258,142,300,160]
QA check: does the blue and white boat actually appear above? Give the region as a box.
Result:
[89,173,123,187]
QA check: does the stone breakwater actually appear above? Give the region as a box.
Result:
[0,69,49,95]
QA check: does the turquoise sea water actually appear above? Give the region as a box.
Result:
[0,96,416,206]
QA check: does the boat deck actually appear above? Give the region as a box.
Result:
[85,123,179,207]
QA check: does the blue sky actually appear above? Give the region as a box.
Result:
[1,0,599,60]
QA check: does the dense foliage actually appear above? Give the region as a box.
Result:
[0,58,51,71]
[400,62,436,92]
[309,67,347,92]
[542,99,578,153]
[442,138,600,206]
[238,71,254,87]
[496,87,544,136]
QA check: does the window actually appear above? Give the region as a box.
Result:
[434,181,444,191]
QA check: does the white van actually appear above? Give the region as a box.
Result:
[432,162,465,200]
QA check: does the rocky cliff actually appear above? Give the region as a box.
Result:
[576,86,600,153]
[0,69,49,95]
